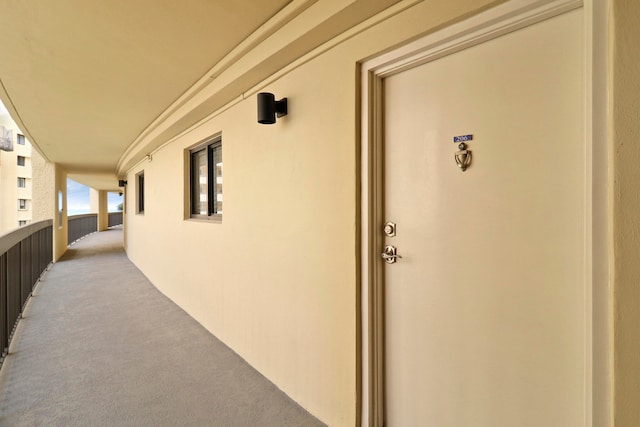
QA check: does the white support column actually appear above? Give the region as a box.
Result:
[90,188,109,231]
[54,165,68,261]
[31,152,67,261]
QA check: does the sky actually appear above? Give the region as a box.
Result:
[67,179,123,215]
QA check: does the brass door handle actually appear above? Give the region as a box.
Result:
[381,245,402,264]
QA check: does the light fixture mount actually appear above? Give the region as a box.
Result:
[257,92,288,124]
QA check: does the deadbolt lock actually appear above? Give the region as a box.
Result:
[383,221,396,237]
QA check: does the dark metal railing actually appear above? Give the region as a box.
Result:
[68,214,97,245]
[108,212,123,227]
[0,220,53,365]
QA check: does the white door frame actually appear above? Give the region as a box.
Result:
[358,0,610,425]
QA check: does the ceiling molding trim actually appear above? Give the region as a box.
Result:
[0,78,51,163]
[117,0,317,172]
[117,0,416,176]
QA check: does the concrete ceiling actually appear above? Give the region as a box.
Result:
[0,0,402,190]
[0,0,292,189]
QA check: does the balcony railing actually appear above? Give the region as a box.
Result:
[0,220,53,366]
[68,214,97,245]
[68,213,123,246]
[108,211,123,228]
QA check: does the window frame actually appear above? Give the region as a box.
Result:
[17,177,26,188]
[17,156,25,166]
[136,171,145,215]
[17,134,25,145]
[188,135,222,221]
[18,199,27,210]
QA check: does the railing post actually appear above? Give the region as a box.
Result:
[7,245,20,341]
[20,237,31,307]
[0,253,7,358]
[32,232,39,291]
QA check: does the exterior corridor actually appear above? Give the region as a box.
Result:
[0,229,324,426]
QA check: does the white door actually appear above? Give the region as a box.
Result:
[383,9,585,426]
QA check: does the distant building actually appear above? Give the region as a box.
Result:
[0,111,32,231]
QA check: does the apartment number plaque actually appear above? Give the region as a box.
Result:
[453,134,473,172]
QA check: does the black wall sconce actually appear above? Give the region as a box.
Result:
[118,180,127,187]
[257,92,287,124]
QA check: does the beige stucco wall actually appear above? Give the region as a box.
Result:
[124,1,504,424]
[126,60,359,423]
[3,2,633,422]
[90,189,109,231]
[15,0,639,424]
[612,0,640,425]
[33,151,67,260]
[32,150,68,261]
[53,166,68,261]
[31,151,72,260]
[31,149,55,223]
[89,188,99,214]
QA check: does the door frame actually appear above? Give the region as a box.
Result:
[358,0,610,425]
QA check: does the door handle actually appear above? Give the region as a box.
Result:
[381,245,402,264]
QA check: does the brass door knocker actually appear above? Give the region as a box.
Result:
[454,142,472,172]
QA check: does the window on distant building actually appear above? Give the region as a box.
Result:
[136,171,144,214]
[18,220,27,226]
[17,134,25,145]
[17,177,26,188]
[17,155,25,166]
[18,199,27,210]
[189,135,222,220]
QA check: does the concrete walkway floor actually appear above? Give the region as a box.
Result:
[0,229,324,427]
